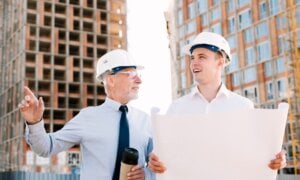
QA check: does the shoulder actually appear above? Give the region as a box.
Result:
[167,93,192,113]
[173,93,192,104]
[227,91,254,108]
[72,106,104,121]
[129,106,150,119]
[79,106,101,114]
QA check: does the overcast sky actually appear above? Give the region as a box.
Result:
[127,0,172,114]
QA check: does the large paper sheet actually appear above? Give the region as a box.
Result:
[152,107,288,180]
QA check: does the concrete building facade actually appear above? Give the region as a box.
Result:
[0,0,127,173]
[165,0,300,174]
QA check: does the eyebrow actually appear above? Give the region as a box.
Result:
[191,53,206,58]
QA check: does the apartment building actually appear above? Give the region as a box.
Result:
[0,0,127,173]
[165,0,300,174]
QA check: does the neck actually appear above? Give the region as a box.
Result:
[107,93,129,105]
[197,79,222,102]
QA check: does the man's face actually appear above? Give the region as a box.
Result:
[190,48,223,84]
[109,67,142,103]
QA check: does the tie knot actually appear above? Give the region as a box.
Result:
[119,105,128,113]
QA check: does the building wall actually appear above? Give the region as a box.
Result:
[0,0,26,172]
[0,0,127,173]
[166,0,300,174]
[165,1,181,99]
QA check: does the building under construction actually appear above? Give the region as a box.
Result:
[0,0,127,173]
[165,0,300,174]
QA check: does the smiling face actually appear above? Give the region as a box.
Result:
[105,67,142,104]
[190,48,224,86]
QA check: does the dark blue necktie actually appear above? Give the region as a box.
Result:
[112,105,130,180]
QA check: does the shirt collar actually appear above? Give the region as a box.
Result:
[217,83,230,98]
[103,97,124,112]
[190,83,230,99]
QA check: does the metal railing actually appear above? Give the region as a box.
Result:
[0,171,80,180]
[0,171,299,180]
[277,174,300,180]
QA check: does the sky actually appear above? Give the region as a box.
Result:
[127,0,172,114]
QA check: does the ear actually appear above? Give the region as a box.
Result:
[217,56,225,67]
[214,52,224,67]
[105,75,115,88]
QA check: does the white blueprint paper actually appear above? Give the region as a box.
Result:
[152,106,288,180]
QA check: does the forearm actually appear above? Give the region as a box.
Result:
[25,120,53,157]
[25,119,81,157]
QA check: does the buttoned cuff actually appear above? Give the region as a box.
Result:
[26,119,45,134]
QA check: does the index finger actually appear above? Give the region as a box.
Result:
[24,86,36,98]
[131,165,142,171]
[149,153,159,161]
[276,151,286,159]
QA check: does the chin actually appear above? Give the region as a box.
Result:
[129,94,138,100]
[193,77,202,83]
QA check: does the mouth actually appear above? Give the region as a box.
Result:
[132,87,139,91]
[192,68,202,74]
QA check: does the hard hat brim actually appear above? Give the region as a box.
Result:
[96,65,144,82]
[183,43,231,66]
[111,65,144,74]
[183,44,221,55]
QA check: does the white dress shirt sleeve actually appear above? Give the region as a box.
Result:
[25,115,83,157]
[145,167,156,180]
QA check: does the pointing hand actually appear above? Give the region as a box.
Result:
[18,86,44,124]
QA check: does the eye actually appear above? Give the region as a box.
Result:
[126,71,141,79]
[131,71,141,78]
[129,71,137,78]
[198,55,206,60]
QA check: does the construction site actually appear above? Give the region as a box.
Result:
[0,0,126,173]
[165,0,300,176]
[0,0,300,179]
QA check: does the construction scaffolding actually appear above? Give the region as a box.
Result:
[284,0,300,174]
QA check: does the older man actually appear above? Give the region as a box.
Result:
[19,49,155,180]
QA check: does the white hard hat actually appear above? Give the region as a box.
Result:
[96,49,144,81]
[183,31,231,66]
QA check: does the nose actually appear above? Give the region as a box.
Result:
[190,60,199,67]
[134,75,142,84]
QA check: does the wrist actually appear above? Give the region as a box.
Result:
[27,118,42,125]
